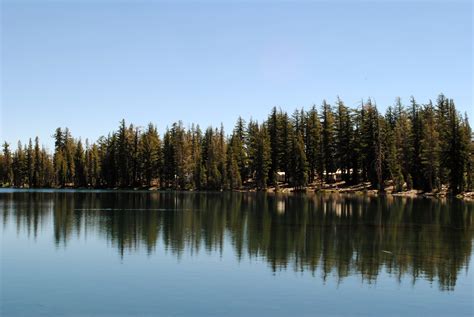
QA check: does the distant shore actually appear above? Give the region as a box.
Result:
[3,182,474,201]
[250,181,474,201]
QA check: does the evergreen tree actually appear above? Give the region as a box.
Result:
[279,112,293,183]
[393,99,413,189]
[139,123,162,187]
[409,97,423,189]
[248,122,271,190]
[74,140,86,187]
[12,142,26,187]
[217,124,227,188]
[233,117,248,184]
[384,109,403,192]
[321,100,336,182]
[267,107,280,184]
[420,102,440,192]
[445,100,465,194]
[131,126,140,186]
[462,114,473,192]
[2,142,13,186]
[63,128,75,185]
[117,120,130,187]
[436,94,450,186]
[360,100,384,189]
[304,106,323,184]
[86,142,101,187]
[335,98,352,182]
[32,137,41,187]
[350,107,363,184]
[226,136,242,189]
[202,127,221,190]
[190,124,205,190]
[41,147,54,187]
[290,132,308,189]
[26,138,34,186]
[162,128,175,188]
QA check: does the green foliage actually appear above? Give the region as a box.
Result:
[290,132,308,189]
[139,123,162,187]
[1,94,472,194]
[73,140,86,187]
[335,98,352,183]
[304,106,323,184]
[248,121,271,190]
[420,102,440,192]
[321,100,336,182]
[2,142,13,186]
[359,100,384,189]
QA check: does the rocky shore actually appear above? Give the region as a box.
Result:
[262,181,474,201]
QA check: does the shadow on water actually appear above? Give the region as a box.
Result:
[1,190,473,291]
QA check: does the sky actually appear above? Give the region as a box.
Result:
[1,0,472,151]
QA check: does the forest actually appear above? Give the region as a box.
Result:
[0,94,473,194]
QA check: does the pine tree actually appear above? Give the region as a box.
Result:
[131,126,140,186]
[86,142,100,187]
[462,114,473,192]
[2,142,13,186]
[384,109,403,192]
[32,137,41,187]
[374,109,384,191]
[63,128,75,185]
[12,142,26,187]
[190,124,204,190]
[290,132,308,189]
[99,134,118,187]
[304,106,323,184]
[74,140,86,187]
[202,127,221,190]
[321,100,336,182]
[420,102,440,192]
[41,147,54,187]
[436,94,450,186]
[162,128,175,188]
[409,97,423,189]
[139,123,162,187]
[217,124,227,188]
[393,99,413,189]
[116,120,129,186]
[350,110,362,184]
[248,123,271,190]
[335,98,352,182]
[26,138,34,186]
[360,100,384,189]
[279,112,293,183]
[267,107,280,184]
[445,100,465,194]
[233,117,248,184]
[54,149,67,187]
[226,136,242,189]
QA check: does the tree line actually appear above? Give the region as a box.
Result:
[1,94,472,194]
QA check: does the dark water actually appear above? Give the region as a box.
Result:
[1,190,473,316]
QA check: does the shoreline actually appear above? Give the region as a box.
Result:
[263,183,474,201]
[2,183,474,201]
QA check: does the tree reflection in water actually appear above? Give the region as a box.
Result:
[2,191,472,291]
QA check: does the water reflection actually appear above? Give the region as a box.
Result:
[1,191,473,291]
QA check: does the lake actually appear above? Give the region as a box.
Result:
[1,189,473,316]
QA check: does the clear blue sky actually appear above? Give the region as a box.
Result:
[1,0,472,151]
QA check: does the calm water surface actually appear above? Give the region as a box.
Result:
[1,189,473,316]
